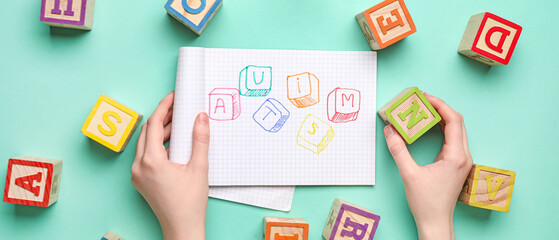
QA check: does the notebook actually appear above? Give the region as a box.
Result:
[169,47,377,187]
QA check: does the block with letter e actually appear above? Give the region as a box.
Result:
[378,87,441,144]
[253,98,290,133]
[3,156,62,207]
[81,95,142,152]
[40,0,95,30]
[355,0,416,50]
[208,88,241,121]
[297,115,334,154]
[459,164,516,212]
[240,65,272,97]
[264,217,309,240]
[323,198,381,240]
[327,88,361,123]
[287,72,320,108]
[165,0,223,35]
[458,12,522,66]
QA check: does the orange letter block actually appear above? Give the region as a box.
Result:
[287,72,319,108]
[458,12,522,66]
[264,217,309,240]
[459,164,516,212]
[355,0,416,50]
[3,156,63,207]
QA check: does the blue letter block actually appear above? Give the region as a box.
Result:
[253,98,290,133]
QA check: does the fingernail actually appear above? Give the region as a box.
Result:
[198,113,209,126]
[423,92,431,97]
[384,125,394,136]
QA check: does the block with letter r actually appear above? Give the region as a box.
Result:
[327,88,361,123]
[378,87,441,144]
[322,198,381,240]
[239,65,272,97]
[253,98,290,133]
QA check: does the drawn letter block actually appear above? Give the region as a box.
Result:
[287,72,320,108]
[240,65,272,97]
[101,231,125,240]
[323,199,380,240]
[81,95,142,152]
[209,88,241,121]
[165,0,223,35]
[459,164,516,212]
[3,156,63,207]
[355,0,416,50]
[264,217,309,240]
[327,88,361,123]
[378,87,441,144]
[40,0,95,30]
[458,12,522,66]
[253,98,290,133]
[297,115,334,154]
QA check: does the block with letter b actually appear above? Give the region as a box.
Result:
[327,88,361,123]
[3,156,63,207]
[264,217,309,240]
[40,0,95,30]
[208,88,241,121]
[459,164,516,212]
[165,0,223,35]
[239,65,272,97]
[82,95,142,152]
[323,198,381,240]
[287,72,320,108]
[253,98,290,133]
[378,87,441,144]
[458,12,522,66]
[297,114,334,154]
[355,0,416,50]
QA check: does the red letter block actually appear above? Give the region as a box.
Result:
[4,156,63,207]
[208,88,241,121]
[458,12,522,66]
[327,88,361,123]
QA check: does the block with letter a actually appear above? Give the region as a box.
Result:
[377,87,441,144]
[3,156,63,207]
[459,164,516,212]
[208,88,241,121]
[40,0,95,30]
[264,217,309,240]
[355,0,416,50]
[327,88,361,123]
[323,198,381,240]
[458,12,522,66]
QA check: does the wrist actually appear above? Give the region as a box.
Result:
[416,215,454,240]
[161,220,205,240]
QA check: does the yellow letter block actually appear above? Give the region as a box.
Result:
[296,114,335,154]
[81,95,142,152]
[459,164,516,212]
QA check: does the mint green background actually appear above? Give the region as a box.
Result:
[1,0,557,239]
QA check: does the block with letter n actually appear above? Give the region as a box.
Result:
[40,0,95,30]
[459,164,516,212]
[264,217,309,240]
[458,12,522,66]
[378,87,441,144]
[323,198,380,240]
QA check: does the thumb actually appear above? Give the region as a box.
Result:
[189,113,210,172]
[384,125,418,177]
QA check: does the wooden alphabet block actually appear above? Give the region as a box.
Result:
[264,217,309,240]
[287,72,320,108]
[458,12,522,66]
[3,156,62,207]
[323,198,380,240]
[101,231,125,240]
[459,164,516,212]
[355,0,416,50]
[297,114,335,154]
[40,0,95,30]
[327,88,361,123]
[81,95,142,152]
[378,87,441,144]
[165,0,223,35]
[208,88,241,121]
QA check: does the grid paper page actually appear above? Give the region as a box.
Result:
[170,47,294,211]
[170,47,377,186]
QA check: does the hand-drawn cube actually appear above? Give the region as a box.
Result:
[3,156,63,207]
[296,115,334,154]
[101,231,125,240]
[458,12,522,66]
[323,198,380,240]
[264,217,309,240]
[459,164,516,212]
[239,65,272,97]
[40,0,95,30]
[355,0,416,50]
[327,88,361,123]
[287,72,320,108]
[253,98,290,133]
[81,95,143,152]
[165,0,223,35]
[378,87,441,144]
[208,88,241,121]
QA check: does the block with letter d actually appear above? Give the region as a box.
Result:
[239,65,272,97]
[378,87,440,144]
[458,12,522,66]
[264,217,309,240]
[81,95,142,152]
[297,114,334,154]
[459,164,516,212]
[3,156,62,207]
[208,88,241,121]
[323,198,381,240]
[165,0,223,35]
[327,88,361,123]
[355,0,416,50]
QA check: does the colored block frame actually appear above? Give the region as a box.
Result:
[459,164,516,212]
[165,0,223,35]
[101,230,125,240]
[40,0,95,30]
[323,198,381,240]
[264,217,309,240]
